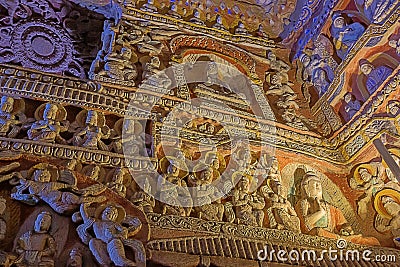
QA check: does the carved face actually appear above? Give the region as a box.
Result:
[151,56,160,68]
[33,169,51,183]
[86,110,98,126]
[333,17,345,28]
[358,168,372,182]
[200,169,213,184]
[43,103,58,120]
[121,48,132,60]
[68,250,82,267]
[0,96,14,113]
[270,74,281,85]
[101,206,118,221]
[90,166,101,180]
[194,10,200,18]
[34,212,52,233]
[360,63,374,75]
[114,169,125,184]
[304,176,322,199]
[271,180,283,196]
[382,196,400,217]
[268,52,276,61]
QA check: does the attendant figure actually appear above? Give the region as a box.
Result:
[14,211,56,267]
[359,59,393,94]
[330,14,365,60]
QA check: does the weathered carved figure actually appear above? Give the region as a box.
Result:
[189,10,205,26]
[76,202,145,267]
[232,172,265,227]
[11,163,105,214]
[212,15,227,31]
[235,22,250,35]
[295,172,380,245]
[0,95,25,138]
[72,110,110,151]
[159,157,192,216]
[66,248,82,267]
[106,168,130,198]
[27,103,68,144]
[188,164,224,221]
[263,179,301,232]
[100,47,138,82]
[14,211,56,267]
[110,118,145,156]
[130,177,155,213]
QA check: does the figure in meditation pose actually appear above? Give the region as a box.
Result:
[77,202,146,267]
[106,168,129,198]
[212,15,227,31]
[262,179,300,232]
[11,163,105,214]
[344,92,362,120]
[295,172,380,246]
[27,103,68,144]
[188,164,224,221]
[0,95,23,138]
[189,9,205,26]
[359,59,393,94]
[14,211,56,267]
[72,110,110,151]
[235,22,250,35]
[140,0,158,13]
[330,14,365,60]
[110,118,144,156]
[374,189,400,248]
[130,177,155,213]
[232,172,265,227]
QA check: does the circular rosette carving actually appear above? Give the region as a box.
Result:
[11,20,74,73]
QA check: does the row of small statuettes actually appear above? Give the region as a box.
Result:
[2,159,386,249]
[0,95,152,156]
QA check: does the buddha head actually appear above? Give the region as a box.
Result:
[101,205,119,222]
[382,196,400,217]
[359,59,374,75]
[302,172,323,200]
[333,15,345,28]
[33,168,52,183]
[85,110,98,126]
[43,103,58,121]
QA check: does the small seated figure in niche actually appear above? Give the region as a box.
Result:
[159,157,193,216]
[389,38,400,55]
[374,189,400,248]
[27,103,68,144]
[11,163,105,215]
[14,211,56,267]
[0,95,24,138]
[188,164,224,221]
[232,172,265,227]
[330,14,365,60]
[109,118,145,156]
[140,0,158,13]
[359,59,393,94]
[76,202,146,267]
[349,163,385,218]
[130,177,155,213]
[295,172,380,246]
[312,68,330,97]
[100,47,138,83]
[168,4,181,19]
[235,22,250,35]
[255,24,268,38]
[262,179,301,233]
[189,9,205,26]
[343,92,362,120]
[72,110,111,151]
[212,15,227,31]
[106,168,130,198]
